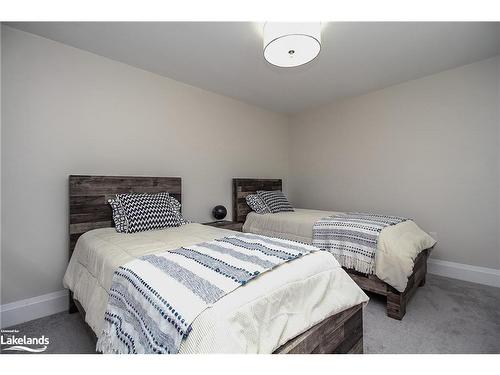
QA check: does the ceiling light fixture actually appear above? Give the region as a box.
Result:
[263,22,321,68]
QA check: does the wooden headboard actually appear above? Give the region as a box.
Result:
[232,178,282,223]
[69,175,181,255]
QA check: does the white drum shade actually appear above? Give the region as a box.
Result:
[263,23,321,67]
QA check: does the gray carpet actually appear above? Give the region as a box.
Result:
[2,274,499,354]
[364,275,500,353]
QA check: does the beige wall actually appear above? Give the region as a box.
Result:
[289,56,500,270]
[1,26,289,304]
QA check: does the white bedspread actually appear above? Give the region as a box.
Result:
[63,223,368,353]
[243,209,436,292]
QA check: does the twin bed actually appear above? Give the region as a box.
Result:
[233,178,436,320]
[65,175,368,354]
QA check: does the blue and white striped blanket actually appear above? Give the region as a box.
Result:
[312,213,407,275]
[96,233,317,354]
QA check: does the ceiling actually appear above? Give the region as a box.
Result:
[7,22,500,114]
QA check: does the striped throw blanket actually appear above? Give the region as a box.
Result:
[312,213,407,275]
[96,233,317,354]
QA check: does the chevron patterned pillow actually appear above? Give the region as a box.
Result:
[256,190,294,213]
[116,192,181,233]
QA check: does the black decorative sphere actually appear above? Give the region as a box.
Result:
[212,205,227,220]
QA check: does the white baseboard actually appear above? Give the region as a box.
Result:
[428,258,500,288]
[0,290,68,328]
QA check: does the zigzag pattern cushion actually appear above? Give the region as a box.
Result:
[109,198,128,233]
[168,196,191,225]
[245,194,271,214]
[257,190,294,213]
[116,192,181,233]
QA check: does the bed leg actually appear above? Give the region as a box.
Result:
[386,290,406,320]
[418,276,426,287]
[69,292,78,314]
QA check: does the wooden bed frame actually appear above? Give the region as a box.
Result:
[68,175,364,354]
[233,177,432,320]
